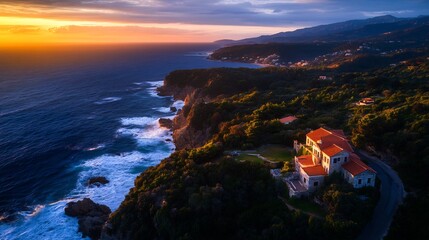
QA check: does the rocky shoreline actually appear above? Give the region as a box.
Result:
[66,80,198,240]
[65,198,111,240]
[157,83,214,150]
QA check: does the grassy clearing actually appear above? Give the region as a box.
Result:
[236,154,264,164]
[258,145,294,162]
[287,197,326,217]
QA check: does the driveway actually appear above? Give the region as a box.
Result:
[356,151,406,240]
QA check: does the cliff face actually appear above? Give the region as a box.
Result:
[100,68,291,240]
[158,82,214,150]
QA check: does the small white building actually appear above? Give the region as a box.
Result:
[287,127,376,195]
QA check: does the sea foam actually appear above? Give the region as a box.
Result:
[94,97,122,105]
[146,81,168,98]
[0,116,174,240]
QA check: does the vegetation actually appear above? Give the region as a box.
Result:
[258,145,293,162]
[108,55,429,239]
[236,153,263,164]
[109,147,310,240]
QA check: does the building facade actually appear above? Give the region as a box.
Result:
[288,127,376,196]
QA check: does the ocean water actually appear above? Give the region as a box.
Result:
[0,44,256,239]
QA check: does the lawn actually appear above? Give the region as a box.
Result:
[287,197,326,217]
[258,145,294,162]
[236,154,264,164]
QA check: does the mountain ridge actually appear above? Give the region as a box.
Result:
[219,15,427,45]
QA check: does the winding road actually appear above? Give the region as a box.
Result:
[356,151,406,240]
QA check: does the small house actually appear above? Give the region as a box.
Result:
[279,116,298,125]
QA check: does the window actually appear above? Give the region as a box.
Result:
[344,156,348,162]
[334,158,338,163]
[367,178,371,183]
[304,178,307,183]
[358,179,362,184]
[314,181,319,187]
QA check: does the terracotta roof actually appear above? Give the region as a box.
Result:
[318,135,354,153]
[302,165,327,176]
[296,155,314,167]
[306,128,332,142]
[342,153,376,176]
[331,129,345,136]
[322,144,344,157]
[280,116,298,124]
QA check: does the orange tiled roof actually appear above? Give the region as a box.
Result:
[280,116,298,124]
[342,153,376,176]
[302,165,327,176]
[307,127,353,153]
[322,144,344,157]
[306,128,333,142]
[319,135,354,153]
[296,155,314,167]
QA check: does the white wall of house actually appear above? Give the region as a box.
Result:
[322,152,349,175]
[299,169,325,191]
[342,170,376,188]
[294,157,300,172]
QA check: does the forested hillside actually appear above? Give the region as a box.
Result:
[102,57,429,239]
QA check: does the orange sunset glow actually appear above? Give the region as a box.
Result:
[2,1,426,46]
[0,2,297,46]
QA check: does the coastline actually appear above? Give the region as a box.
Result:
[0,45,262,240]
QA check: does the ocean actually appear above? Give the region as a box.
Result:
[0,44,256,239]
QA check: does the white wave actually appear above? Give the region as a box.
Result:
[172,100,185,111]
[153,107,172,113]
[0,150,171,240]
[146,81,168,98]
[121,117,157,127]
[146,88,166,98]
[117,116,174,148]
[84,144,106,152]
[184,52,211,57]
[71,151,168,209]
[0,200,83,240]
[0,81,178,239]
[147,81,164,87]
[94,97,122,105]
[18,205,45,218]
[0,115,174,240]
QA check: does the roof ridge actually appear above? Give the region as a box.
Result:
[332,144,343,150]
[349,158,376,173]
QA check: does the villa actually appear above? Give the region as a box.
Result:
[287,127,376,197]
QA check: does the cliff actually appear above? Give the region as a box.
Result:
[99,58,429,239]
[158,82,214,150]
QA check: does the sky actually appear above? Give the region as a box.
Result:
[0,0,428,45]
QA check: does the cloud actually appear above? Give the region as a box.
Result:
[0,0,428,43]
[361,10,414,17]
[47,25,189,36]
[0,25,41,34]
[0,0,426,27]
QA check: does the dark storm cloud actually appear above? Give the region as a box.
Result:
[1,0,428,26]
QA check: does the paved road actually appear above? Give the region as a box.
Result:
[356,151,406,240]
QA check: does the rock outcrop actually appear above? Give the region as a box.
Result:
[88,177,109,187]
[158,118,173,130]
[65,198,111,240]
